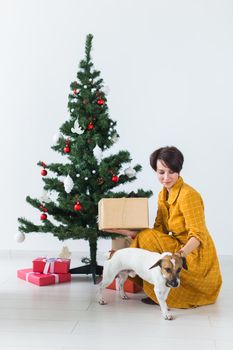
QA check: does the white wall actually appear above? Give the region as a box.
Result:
[0,0,232,255]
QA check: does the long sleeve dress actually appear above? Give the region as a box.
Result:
[130,176,222,308]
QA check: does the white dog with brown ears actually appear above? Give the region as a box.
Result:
[97,248,187,320]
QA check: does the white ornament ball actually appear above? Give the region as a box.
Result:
[84,85,87,89]
[92,170,96,174]
[15,232,25,243]
[84,177,88,181]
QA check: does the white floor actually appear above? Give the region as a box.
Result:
[0,252,232,350]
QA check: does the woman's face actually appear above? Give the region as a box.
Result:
[156,160,179,191]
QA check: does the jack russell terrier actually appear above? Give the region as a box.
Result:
[97,248,188,320]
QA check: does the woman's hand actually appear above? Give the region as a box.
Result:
[176,237,201,257]
[102,229,138,238]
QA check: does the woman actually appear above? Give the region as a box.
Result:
[107,146,222,308]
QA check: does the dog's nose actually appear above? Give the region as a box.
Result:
[170,280,179,288]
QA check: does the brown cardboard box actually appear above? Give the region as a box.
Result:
[111,237,132,250]
[98,198,149,230]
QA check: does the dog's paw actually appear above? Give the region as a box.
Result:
[164,313,174,320]
[98,299,107,305]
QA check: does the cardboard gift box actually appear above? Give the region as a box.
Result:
[111,237,132,250]
[98,198,149,230]
[107,278,142,293]
[17,268,71,286]
[32,257,70,274]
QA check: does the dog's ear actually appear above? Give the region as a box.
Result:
[149,259,161,270]
[182,257,188,270]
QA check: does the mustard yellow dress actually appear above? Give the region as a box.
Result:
[130,176,222,308]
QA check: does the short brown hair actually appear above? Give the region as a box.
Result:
[150,146,184,173]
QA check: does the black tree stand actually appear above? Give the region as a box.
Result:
[69,238,103,284]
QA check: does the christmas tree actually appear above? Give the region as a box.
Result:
[18,34,152,282]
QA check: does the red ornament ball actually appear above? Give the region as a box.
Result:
[87,122,94,130]
[112,175,119,183]
[97,99,105,105]
[40,213,47,221]
[74,202,82,211]
[64,146,70,153]
[41,169,47,176]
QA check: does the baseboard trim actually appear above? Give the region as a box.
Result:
[0,249,106,262]
[0,249,232,262]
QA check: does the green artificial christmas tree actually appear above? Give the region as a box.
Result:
[18,34,152,283]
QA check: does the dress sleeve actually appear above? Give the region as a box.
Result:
[179,190,208,247]
[153,204,166,233]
